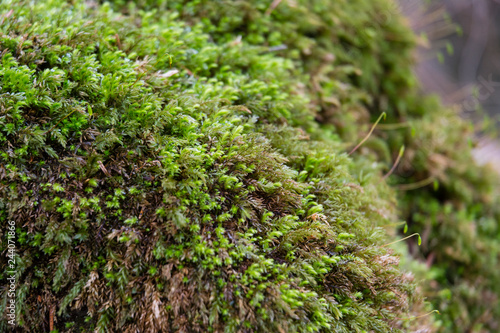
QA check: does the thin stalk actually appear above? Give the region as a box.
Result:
[379,221,406,229]
[377,122,410,130]
[381,233,421,248]
[381,146,405,181]
[395,310,440,321]
[44,109,78,135]
[349,112,386,155]
[397,177,435,191]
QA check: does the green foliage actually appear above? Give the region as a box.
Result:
[0,0,428,332]
[1,0,498,332]
[138,0,500,331]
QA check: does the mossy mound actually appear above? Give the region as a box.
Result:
[133,0,500,331]
[0,1,429,332]
[1,0,499,332]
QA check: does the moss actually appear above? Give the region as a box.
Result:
[0,1,430,332]
[121,0,500,331]
[0,0,498,332]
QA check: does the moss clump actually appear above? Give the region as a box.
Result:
[125,0,500,331]
[0,1,431,332]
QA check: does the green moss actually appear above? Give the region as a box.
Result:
[127,0,500,331]
[0,1,428,332]
[1,0,498,332]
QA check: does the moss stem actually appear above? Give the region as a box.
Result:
[349,112,386,155]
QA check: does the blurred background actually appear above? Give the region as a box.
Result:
[400,0,500,171]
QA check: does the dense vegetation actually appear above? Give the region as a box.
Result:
[0,0,498,332]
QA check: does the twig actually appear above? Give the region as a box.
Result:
[97,161,111,177]
[49,304,56,331]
